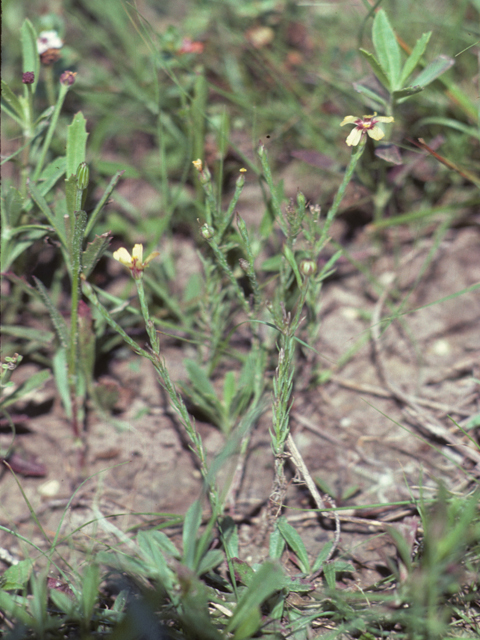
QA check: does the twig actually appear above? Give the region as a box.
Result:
[286,434,340,563]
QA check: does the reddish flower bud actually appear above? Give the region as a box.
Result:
[22,72,35,84]
[59,71,77,86]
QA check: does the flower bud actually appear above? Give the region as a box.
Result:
[76,162,89,190]
[59,70,77,86]
[22,72,35,84]
[200,224,214,240]
[300,259,317,277]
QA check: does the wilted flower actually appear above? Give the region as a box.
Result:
[192,159,203,172]
[340,113,394,147]
[112,244,159,280]
[37,30,63,65]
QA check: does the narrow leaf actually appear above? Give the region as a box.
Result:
[372,9,402,91]
[82,564,100,623]
[84,170,125,236]
[0,370,50,410]
[277,517,310,574]
[359,49,390,90]
[1,80,24,121]
[28,181,67,246]
[400,31,432,86]
[352,81,388,109]
[226,561,283,633]
[52,348,72,418]
[32,276,69,347]
[81,232,112,278]
[283,245,303,288]
[413,54,455,87]
[21,19,39,94]
[393,85,424,100]
[66,112,88,178]
[183,499,202,570]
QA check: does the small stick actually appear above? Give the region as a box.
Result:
[286,433,340,563]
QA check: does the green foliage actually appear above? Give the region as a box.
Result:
[1,2,479,638]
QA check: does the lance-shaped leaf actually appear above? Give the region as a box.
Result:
[0,370,51,410]
[32,276,69,347]
[400,31,432,86]
[28,180,67,247]
[66,112,88,179]
[21,19,39,94]
[372,9,402,91]
[413,54,455,88]
[359,49,390,91]
[85,170,125,236]
[393,85,424,101]
[1,80,24,123]
[81,232,112,278]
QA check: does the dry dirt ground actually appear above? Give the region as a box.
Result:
[1,184,479,596]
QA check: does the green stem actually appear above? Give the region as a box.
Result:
[32,82,70,182]
[317,142,366,249]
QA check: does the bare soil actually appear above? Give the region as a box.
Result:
[1,190,479,595]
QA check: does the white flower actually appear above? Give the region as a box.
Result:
[37,31,63,55]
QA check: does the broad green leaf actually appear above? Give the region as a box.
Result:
[372,9,402,91]
[231,558,255,585]
[197,549,224,575]
[0,559,33,591]
[269,524,286,560]
[400,31,432,86]
[183,499,202,570]
[1,80,24,121]
[226,561,283,633]
[323,562,336,590]
[219,516,239,558]
[0,369,50,410]
[413,54,455,88]
[39,156,66,191]
[21,19,39,94]
[2,187,24,227]
[358,49,390,91]
[81,232,112,278]
[66,112,88,179]
[0,591,33,624]
[233,607,261,640]
[277,516,310,574]
[82,564,100,623]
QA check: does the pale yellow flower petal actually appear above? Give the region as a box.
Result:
[345,128,363,146]
[340,116,357,126]
[113,247,132,266]
[144,251,160,266]
[373,116,394,123]
[192,159,203,171]
[367,126,385,141]
[132,244,144,263]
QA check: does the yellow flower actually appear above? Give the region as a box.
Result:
[340,113,394,147]
[192,159,203,172]
[112,244,159,279]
